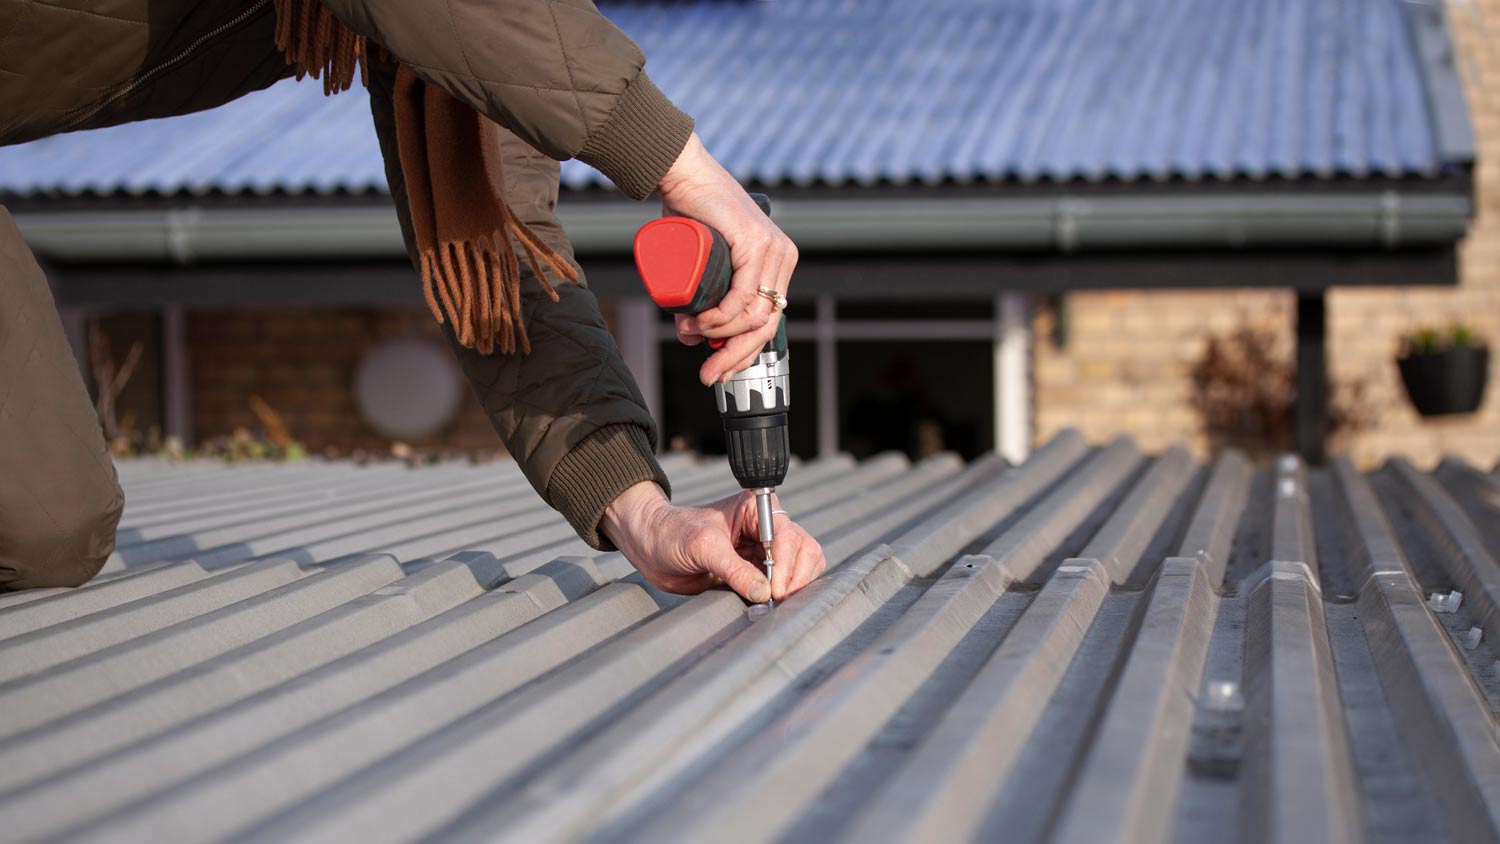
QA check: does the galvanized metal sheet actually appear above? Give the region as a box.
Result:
[5,437,1500,842]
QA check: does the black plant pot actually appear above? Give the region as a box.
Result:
[1397,345,1490,416]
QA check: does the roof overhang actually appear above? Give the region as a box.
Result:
[13,188,1475,265]
[14,179,1473,307]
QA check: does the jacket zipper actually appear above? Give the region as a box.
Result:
[55,0,274,134]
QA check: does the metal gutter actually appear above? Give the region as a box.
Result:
[12,191,1474,264]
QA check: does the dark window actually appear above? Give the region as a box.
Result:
[834,301,989,321]
[838,340,992,460]
[659,339,818,459]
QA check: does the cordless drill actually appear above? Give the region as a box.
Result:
[633,194,790,606]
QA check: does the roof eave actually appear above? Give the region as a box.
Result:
[13,189,1475,265]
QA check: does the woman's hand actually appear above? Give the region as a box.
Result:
[601,481,825,603]
[656,133,798,386]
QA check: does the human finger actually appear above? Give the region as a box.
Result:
[698,222,791,336]
[787,531,825,597]
[699,310,782,385]
[694,529,771,604]
[698,293,776,341]
[770,240,797,326]
[698,250,784,340]
[694,240,768,330]
[675,314,703,347]
[767,510,799,600]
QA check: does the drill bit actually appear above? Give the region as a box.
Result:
[755,488,776,608]
[764,552,774,608]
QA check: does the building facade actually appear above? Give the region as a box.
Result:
[1,0,1484,467]
[1035,0,1500,468]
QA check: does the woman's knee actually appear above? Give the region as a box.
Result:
[0,200,125,591]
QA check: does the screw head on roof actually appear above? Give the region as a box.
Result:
[1204,680,1244,712]
[1430,591,1464,614]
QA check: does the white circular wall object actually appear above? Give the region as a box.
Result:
[354,337,464,440]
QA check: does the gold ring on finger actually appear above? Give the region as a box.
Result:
[757,285,788,312]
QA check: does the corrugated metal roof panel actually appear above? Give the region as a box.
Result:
[0,0,1465,197]
[0,82,386,197]
[4,433,1500,841]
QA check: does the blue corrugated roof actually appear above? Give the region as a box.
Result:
[0,0,1465,196]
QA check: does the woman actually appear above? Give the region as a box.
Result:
[0,0,822,603]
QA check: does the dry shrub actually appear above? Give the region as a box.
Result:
[87,323,143,441]
[1191,323,1372,458]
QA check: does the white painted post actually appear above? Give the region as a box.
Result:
[162,306,191,442]
[616,297,662,436]
[816,294,838,458]
[994,293,1032,463]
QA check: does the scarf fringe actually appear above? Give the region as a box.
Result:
[419,219,575,356]
[273,0,367,93]
[274,0,580,356]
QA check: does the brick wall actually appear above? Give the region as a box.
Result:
[1033,1,1500,468]
[188,307,499,454]
[1033,289,1293,457]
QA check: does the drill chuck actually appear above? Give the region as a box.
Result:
[724,415,790,489]
[716,349,790,488]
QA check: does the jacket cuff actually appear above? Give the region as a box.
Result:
[548,423,672,551]
[575,72,694,201]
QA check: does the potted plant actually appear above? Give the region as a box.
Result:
[1397,323,1490,416]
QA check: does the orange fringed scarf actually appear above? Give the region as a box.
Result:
[272,0,578,355]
